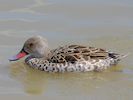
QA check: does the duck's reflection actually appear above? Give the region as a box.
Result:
[10,60,48,95]
[9,60,124,95]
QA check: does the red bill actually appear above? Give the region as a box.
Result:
[9,49,28,61]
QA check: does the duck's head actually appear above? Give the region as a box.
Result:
[9,36,50,61]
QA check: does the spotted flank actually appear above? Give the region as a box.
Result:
[10,36,126,73]
[26,57,117,72]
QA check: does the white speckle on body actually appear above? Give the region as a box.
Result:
[26,57,118,73]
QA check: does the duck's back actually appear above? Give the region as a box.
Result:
[48,45,110,63]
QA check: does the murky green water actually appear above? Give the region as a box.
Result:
[0,0,133,100]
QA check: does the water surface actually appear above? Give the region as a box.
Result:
[0,0,133,100]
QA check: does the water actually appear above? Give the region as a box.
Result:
[0,0,133,99]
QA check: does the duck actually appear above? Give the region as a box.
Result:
[9,36,126,72]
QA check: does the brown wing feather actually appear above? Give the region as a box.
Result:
[48,45,109,63]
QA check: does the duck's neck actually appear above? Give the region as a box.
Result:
[43,48,51,60]
[36,41,51,59]
[31,46,51,60]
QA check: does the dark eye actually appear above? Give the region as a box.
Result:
[29,43,34,47]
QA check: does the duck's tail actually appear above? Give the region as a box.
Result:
[109,52,129,61]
